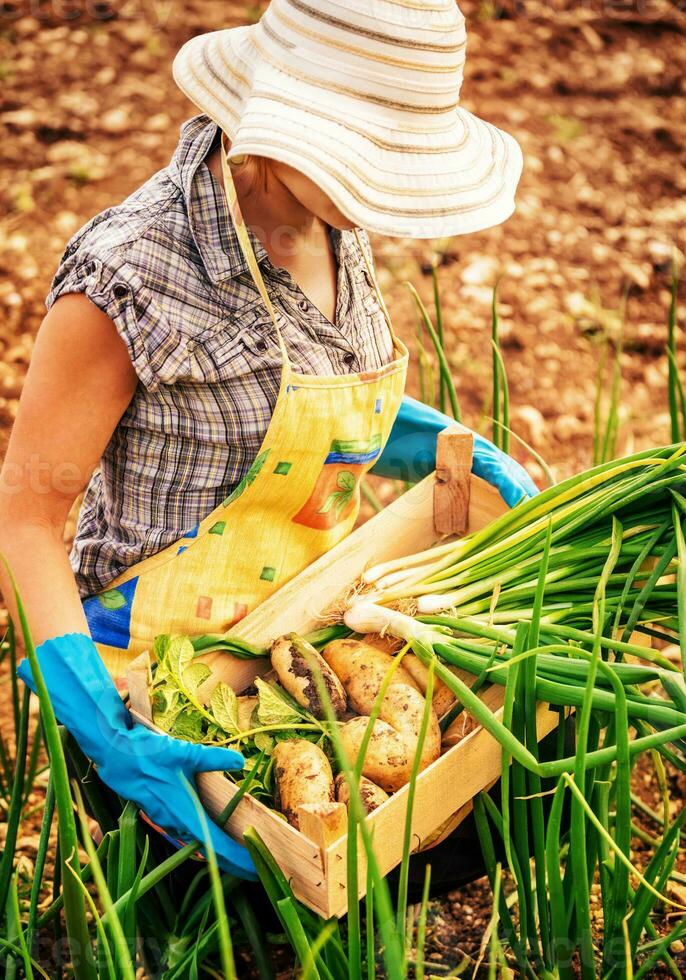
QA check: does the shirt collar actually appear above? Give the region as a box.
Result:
[167,114,366,285]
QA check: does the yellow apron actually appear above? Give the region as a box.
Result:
[84,133,408,677]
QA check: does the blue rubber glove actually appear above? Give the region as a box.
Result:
[17,633,256,879]
[373,395,539,509]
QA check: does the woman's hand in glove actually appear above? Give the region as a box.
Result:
[373,395,538,509]
[18,632,256,879]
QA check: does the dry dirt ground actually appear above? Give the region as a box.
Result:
[1,0,686,975]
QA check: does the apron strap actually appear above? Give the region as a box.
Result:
[219,132,394,344]
[220,133,289,363]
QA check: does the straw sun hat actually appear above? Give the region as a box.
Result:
[173,0,523,239]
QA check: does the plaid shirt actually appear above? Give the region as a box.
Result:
[47,114,394,597]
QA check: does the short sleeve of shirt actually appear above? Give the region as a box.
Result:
[46,245,187,393]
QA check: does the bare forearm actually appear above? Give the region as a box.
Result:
[0,519,90,648]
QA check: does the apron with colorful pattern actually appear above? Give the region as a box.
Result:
[84,133,408,677]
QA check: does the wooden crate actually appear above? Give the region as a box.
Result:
[128,431,561,918]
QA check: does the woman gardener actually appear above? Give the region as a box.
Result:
[4,0,536,878]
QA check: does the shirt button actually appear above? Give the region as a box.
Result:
[298,299,310,313]
[112,283,128,299]
[343,352,356,368]
[256,339,268,353]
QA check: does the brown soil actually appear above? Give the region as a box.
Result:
[1,1,685,976]
[1,1,685,484]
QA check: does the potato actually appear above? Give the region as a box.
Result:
[271,635,347,719]
[272,739,335,829]
[322,638,419,715]
[360,633,404,655]
[323,638,441,794]
[380,685,441,766]
[339,717,412,793]
[334,772,389,813]
[402,653,456,717]
[339,688,441,793]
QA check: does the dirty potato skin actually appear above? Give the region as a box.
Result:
[324,638,441,793]
[339,686,441,792]
[272,739,335,829]
[322,638,419,715]
[402,653,456,717]
[381,685,441,767]
[340,717,412,793]
[335,772,389,814]
[271,635,347,719]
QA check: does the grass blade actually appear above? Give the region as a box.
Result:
[600,328,624,464]
[72,781,135,980]
[276,898,322,980]
[667,253,682,442]
[185,776,237,980]
[309,649,406,979]
[628,806,686,950]
[395,658,435,948]
[406,282,461,420]
[232,887,275,980]
[431,262,461,419]
[365,871,375,980]
[545,781,573,980]
[490,337,510,456]
[115,801,138,966]
[0,557,96,980]
[489,417,555,488]
[0,687,31,917]
[26,774,56,951]
[491,281,502,450]
[7,871,33,979]
[414,865,431,980]
[671,495,686,677]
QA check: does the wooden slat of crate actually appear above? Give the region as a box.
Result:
[321,698,560,918]
[197,471,506,695]
[128,698,329,912]
[127,467,534,918]
[434,425,474,537]
[196,770,329,909]
[231,471,504,649]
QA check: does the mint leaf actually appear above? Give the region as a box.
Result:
[183,662,211,696]
[255,678,302,727]
[153,634,171,661]
[210,682,240,735]
[172,709,204,742]
[152,684,184,732]
[253,731,275,754]
[205,723,224,742]
[152,684,181,715]
[237,696,258,732]
[167,636,194,677]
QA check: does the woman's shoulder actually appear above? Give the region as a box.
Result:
[47,165,185,304]
[45,165,207,392]
[45,120,231,391]
[48,115,220,306]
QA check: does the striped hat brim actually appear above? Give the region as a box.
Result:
[173,26,523,239]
